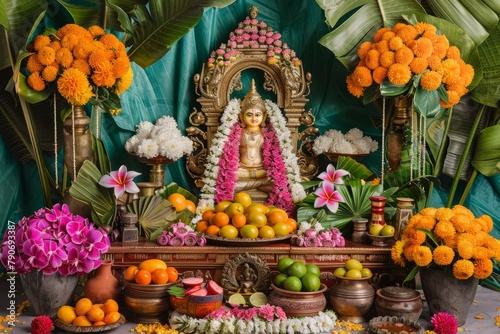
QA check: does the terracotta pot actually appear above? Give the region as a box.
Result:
[84,259,122,303]
[268,283,327,317]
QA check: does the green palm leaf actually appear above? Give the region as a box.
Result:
[471,123,500,176]
[127,195,177,239]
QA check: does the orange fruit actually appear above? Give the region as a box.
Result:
[57,305,77,324]
[167,193,187,212]
[72,315,92,326]
[166,267,179,283]
[285,218,298,232]
[202,210,215,222]
[212,212,230,227]
[151,268,169,284]
[195,220,209,233]
[231,213,247,228]
[86,306,105,322]
[273,222,290,236]
[259,225,276,238]
[205,225,221,236]
[185,199,196,213]
[247,211,267,228]
[267,210,288,225]
[233,192,252,208]
[219,225,239,238]
[239,224,259,239]
[138,259,167,273]
[75,297,93,316]
[134,269,152,285]
[104,311,121,324]
[214,200,232,213]
[93,321,106,326]
[123,265,139,282]
[102,299,119,315]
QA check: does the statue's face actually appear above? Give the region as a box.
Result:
[242,108,265,128]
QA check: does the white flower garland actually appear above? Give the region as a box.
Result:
[169,310,338,334]
[195,99,306,218]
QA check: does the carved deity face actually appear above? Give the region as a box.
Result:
[241,108,266,129]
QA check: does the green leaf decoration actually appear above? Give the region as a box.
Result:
[336,156,374,180]
[157,182,198,203]
[127,195,177,239]
[69,160,116,226]
[414,86,440,118]
[402,265,420,287]
[471,123,500,176]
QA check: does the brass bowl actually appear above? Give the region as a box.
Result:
[123,281,176,323]
[367,233,394,247]
[268,283,327,317]
[367,315,424,334]
[330,275,375,323]
[170,293,224,318]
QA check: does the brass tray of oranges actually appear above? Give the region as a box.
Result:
[204,234,292,247]
[54,314,125,333]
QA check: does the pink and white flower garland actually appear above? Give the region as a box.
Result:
[291,220,346,247]
[197,99,306,217]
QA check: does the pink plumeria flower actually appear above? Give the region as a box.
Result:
[318,164,349,184]
[99,165,141,199]
[314,181,344,213]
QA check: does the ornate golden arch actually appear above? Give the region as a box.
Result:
[186,9,319,187]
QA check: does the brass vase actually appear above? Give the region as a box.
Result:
[63,104,93,180]
[386,96,412,171]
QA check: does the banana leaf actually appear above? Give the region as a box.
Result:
[127,195,177,239]
[69,160,117,226]
[471,123,500,177]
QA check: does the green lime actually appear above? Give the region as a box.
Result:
[249,292,268,307]
[277,257,295,273]
[287,261,307,279]
[283,276,302,292]
[227,293,246,306]
[306,264,321,276]
[273,273,288,288]
[301,272,321,292]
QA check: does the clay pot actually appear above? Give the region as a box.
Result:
[84,259,122,303]
[375,285,423,322]
[268,283,327,317]
[329,275,375,323]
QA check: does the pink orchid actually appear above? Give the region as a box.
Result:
[318,164,349,184]
[99,165,141,199]
[314,181,344,213]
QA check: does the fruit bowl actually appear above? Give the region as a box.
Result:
[53,314,126,333]
[123,281,177,323]
[268,283,327,317]
[170,293,224,318]
[204,234,292,247]
[366,233,394,247]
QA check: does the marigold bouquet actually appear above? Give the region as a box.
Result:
[391,205,500,281]
[25,23,133,114]
[0,203,110,276]
[346,22,475,117]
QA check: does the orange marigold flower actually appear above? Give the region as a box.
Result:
[115,67,134,95]
[414,215,436,230]
[395,46,414,65]
[73,43,91,60]
[33,35,51,51]
[433,220,456,240]
[27,72,46,91]
[440,90,460,108]
[57,67,94,106]
[61,33,80,51]
[88,49,111,69]
[358,41,373,60]
[112,56,131,78]
[365,49,381,70]
[432,42,447,59]
[470,222,482,235]
[55,47,74,68]
[456,232,477,246]
[374,27,391,43]
[403,243,418,262]
[387,63,412,86]
[420,71,442,90]
[452,205,474,219]
[411,37,433,59]
[370,177,381,186]
[445,83,468,98]
[351,66,373,87]
[396,25,418,43]
[414,22,437,36]
[413,245,433,266]
[473,246,489,260]
[457,239,474,259]
[71,58,91,75]
[453,259,475,280]
[91,62,116,88]
[427,55,442,72]
[435,34,450,48]
[391,240,406,267]
[420,207,437,217]
[346,75,364,98]
[451,213,472,233]
[27,54,44,73]
[88,25,105,38]
[446,45,461,60]
[89,40,106,53]
[388,36,404,51]
[409,57,428,74]
[375,40,389,54]
[443,236,457,248]
[41,65,58,82]
[381,31,396,41]
[37,46,56,66]
[379,51,395,68]
[49,40,62,53]
[57,24,92,41]
[435,207,454,221]
[99,33,121,50]
[407,228,427,245]
[441,58,460,83]
[433,245,455,266]
[474,258,493,279]
[392,23,407,34]
[372,67,388,84]
[459,62,475,87]
[478,215,493,233]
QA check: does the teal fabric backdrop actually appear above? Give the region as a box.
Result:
[1,0,499,239]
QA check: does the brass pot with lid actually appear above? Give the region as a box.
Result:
[375,285,423,322]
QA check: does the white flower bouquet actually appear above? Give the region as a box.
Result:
[313,128,378,155]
